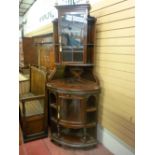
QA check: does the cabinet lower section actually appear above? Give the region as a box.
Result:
[47,77,100,148]
[50,117,97,148]
[51,132,97,148]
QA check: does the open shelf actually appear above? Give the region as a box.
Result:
[50,103,57,109]
[86,107,96,112]
[51,117,57,123]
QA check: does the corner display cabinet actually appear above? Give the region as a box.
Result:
[46,4,100,148]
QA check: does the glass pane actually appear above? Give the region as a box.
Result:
[74,52,83,62]
[62,51,72,61]
[60,12,86,62]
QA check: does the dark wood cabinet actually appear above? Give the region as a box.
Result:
[19,34,54,71]
[46,4,100,148]
[19,37,38,76]
[21,37,38,67]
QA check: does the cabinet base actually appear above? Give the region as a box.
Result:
[51,133,97,148]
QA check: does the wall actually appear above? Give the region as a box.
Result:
[23,0,98,37]
[90,0,135,149]
[23,0,57,37]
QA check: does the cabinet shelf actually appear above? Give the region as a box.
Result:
[51,132,97,148]
[59,121,84,129]
[86,122,96,128]
[86,107,96,112]
[51,117,57,123]
[50,103,57,109]
[50,116,96,129]
[33,42,53,45]
[59,121,96,128]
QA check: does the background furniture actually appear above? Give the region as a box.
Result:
[33,33,55,70]
[19,37,38,79]
[47,4,100,148]
[19,73,30,95]
[19,66,48,142]
[19,66,30,79]
[19,37,38,67]
[19,33,55,79]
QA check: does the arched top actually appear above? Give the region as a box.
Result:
[87,95,96,107]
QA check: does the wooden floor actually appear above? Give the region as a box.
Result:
[19,138,113,155]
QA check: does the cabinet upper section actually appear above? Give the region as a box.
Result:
[53,4,96,66]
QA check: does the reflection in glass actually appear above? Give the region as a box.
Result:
[60,12,86,62]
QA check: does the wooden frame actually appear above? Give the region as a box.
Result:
[46,4,100,148]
